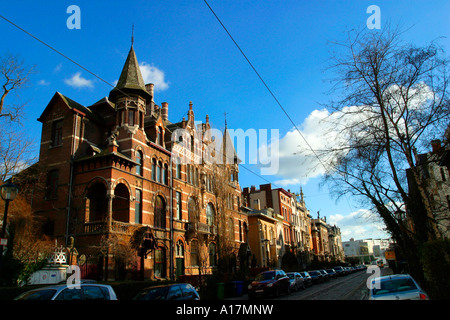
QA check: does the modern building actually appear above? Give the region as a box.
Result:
[342,238,392,264]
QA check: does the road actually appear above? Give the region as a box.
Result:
[233,268,394,300]
[281,271,371,300]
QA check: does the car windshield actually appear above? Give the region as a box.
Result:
[16,289,57,300]
[134,286,170,300]
[255,271,276,281]
[372,278,418,296]
[287,274,295,279]
[309,271,318,276]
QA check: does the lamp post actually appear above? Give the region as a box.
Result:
[0,183,19,270]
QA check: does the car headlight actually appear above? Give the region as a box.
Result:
[267,283,273,288]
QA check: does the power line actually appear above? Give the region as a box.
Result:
[1,12,278,189]
[202,0,331,176]
[0,14,131,99]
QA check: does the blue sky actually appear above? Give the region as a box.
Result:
[1,0,449,240]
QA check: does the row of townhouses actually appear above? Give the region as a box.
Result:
[243,184,345,270]
[9,45,345,281]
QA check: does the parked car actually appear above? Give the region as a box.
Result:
[133,283,200,300]
[369,274,429,300]
[14,283,118,300]
[318,270,330,281]
[248,270,290,299]
[307,270,324,284]
[326,269,338,279]
[286,272,305,291]
[299,271,313,287]
[333,266,345,276]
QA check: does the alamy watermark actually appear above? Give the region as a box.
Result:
[171,127,279,175]
[366,265,382,290]
[67,5,81,29]
[367,5,381,30]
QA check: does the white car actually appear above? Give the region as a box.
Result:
[15,283,118,300]
[369,274,429,300]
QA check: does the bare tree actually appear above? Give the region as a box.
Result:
[316,26,449,288]
[0,53,34,122]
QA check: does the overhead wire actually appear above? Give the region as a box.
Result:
[0,14,132,99]
[0,12,278,190]
[202,0,332,178]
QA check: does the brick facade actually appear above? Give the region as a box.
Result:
[31,45,247,281]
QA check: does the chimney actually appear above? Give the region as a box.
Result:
[431,139,442,153]
[161,102,168,121]
[145,83,155,116]
[250,185,256,192]
[145,83,154,99]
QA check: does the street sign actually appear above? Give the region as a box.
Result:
[385,250,396,260]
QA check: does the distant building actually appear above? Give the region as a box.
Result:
[243,184,344,267]
[342,238,392,264]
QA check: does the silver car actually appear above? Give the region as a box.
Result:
[14,283,118,300]
[369,274,429,300]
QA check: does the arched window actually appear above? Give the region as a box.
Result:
[156,126,162,145]
[190,240,199,267]
[163,163,168,185]
[151,158,156,181]
[154,247,166,278]
[135,189,142,224]
[157,161,162,183]
[209,243,216,267]
[154,195,166,229]
[136,151,143,176]
[176,240,184,257]
[206,203,215,226]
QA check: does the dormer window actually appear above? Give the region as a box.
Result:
[51,119,63,147]
[156,126,162,145]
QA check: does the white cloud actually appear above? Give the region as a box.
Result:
[267,108,350,186]
[328,209,389,241]
[64,72,94,89]
[38,79,50,86]
[139,62,169,92]
[264,83,435,186]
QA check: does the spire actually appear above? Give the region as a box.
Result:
[109,44,151,102]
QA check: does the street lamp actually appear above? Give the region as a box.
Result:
[0,183,19,270]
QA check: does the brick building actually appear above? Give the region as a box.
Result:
[30,45,246,281]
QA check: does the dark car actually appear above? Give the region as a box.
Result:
[308,270,324,284]
[326,269,338,279]
[299,271,313,287]
[248,270,290,299]
[333,266,345,276]
[318,270,330,281]
[133,283,200,300]
[286,272,305,292]
[15,283,118,300]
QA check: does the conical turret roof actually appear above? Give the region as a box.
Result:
[109,45,151,102]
